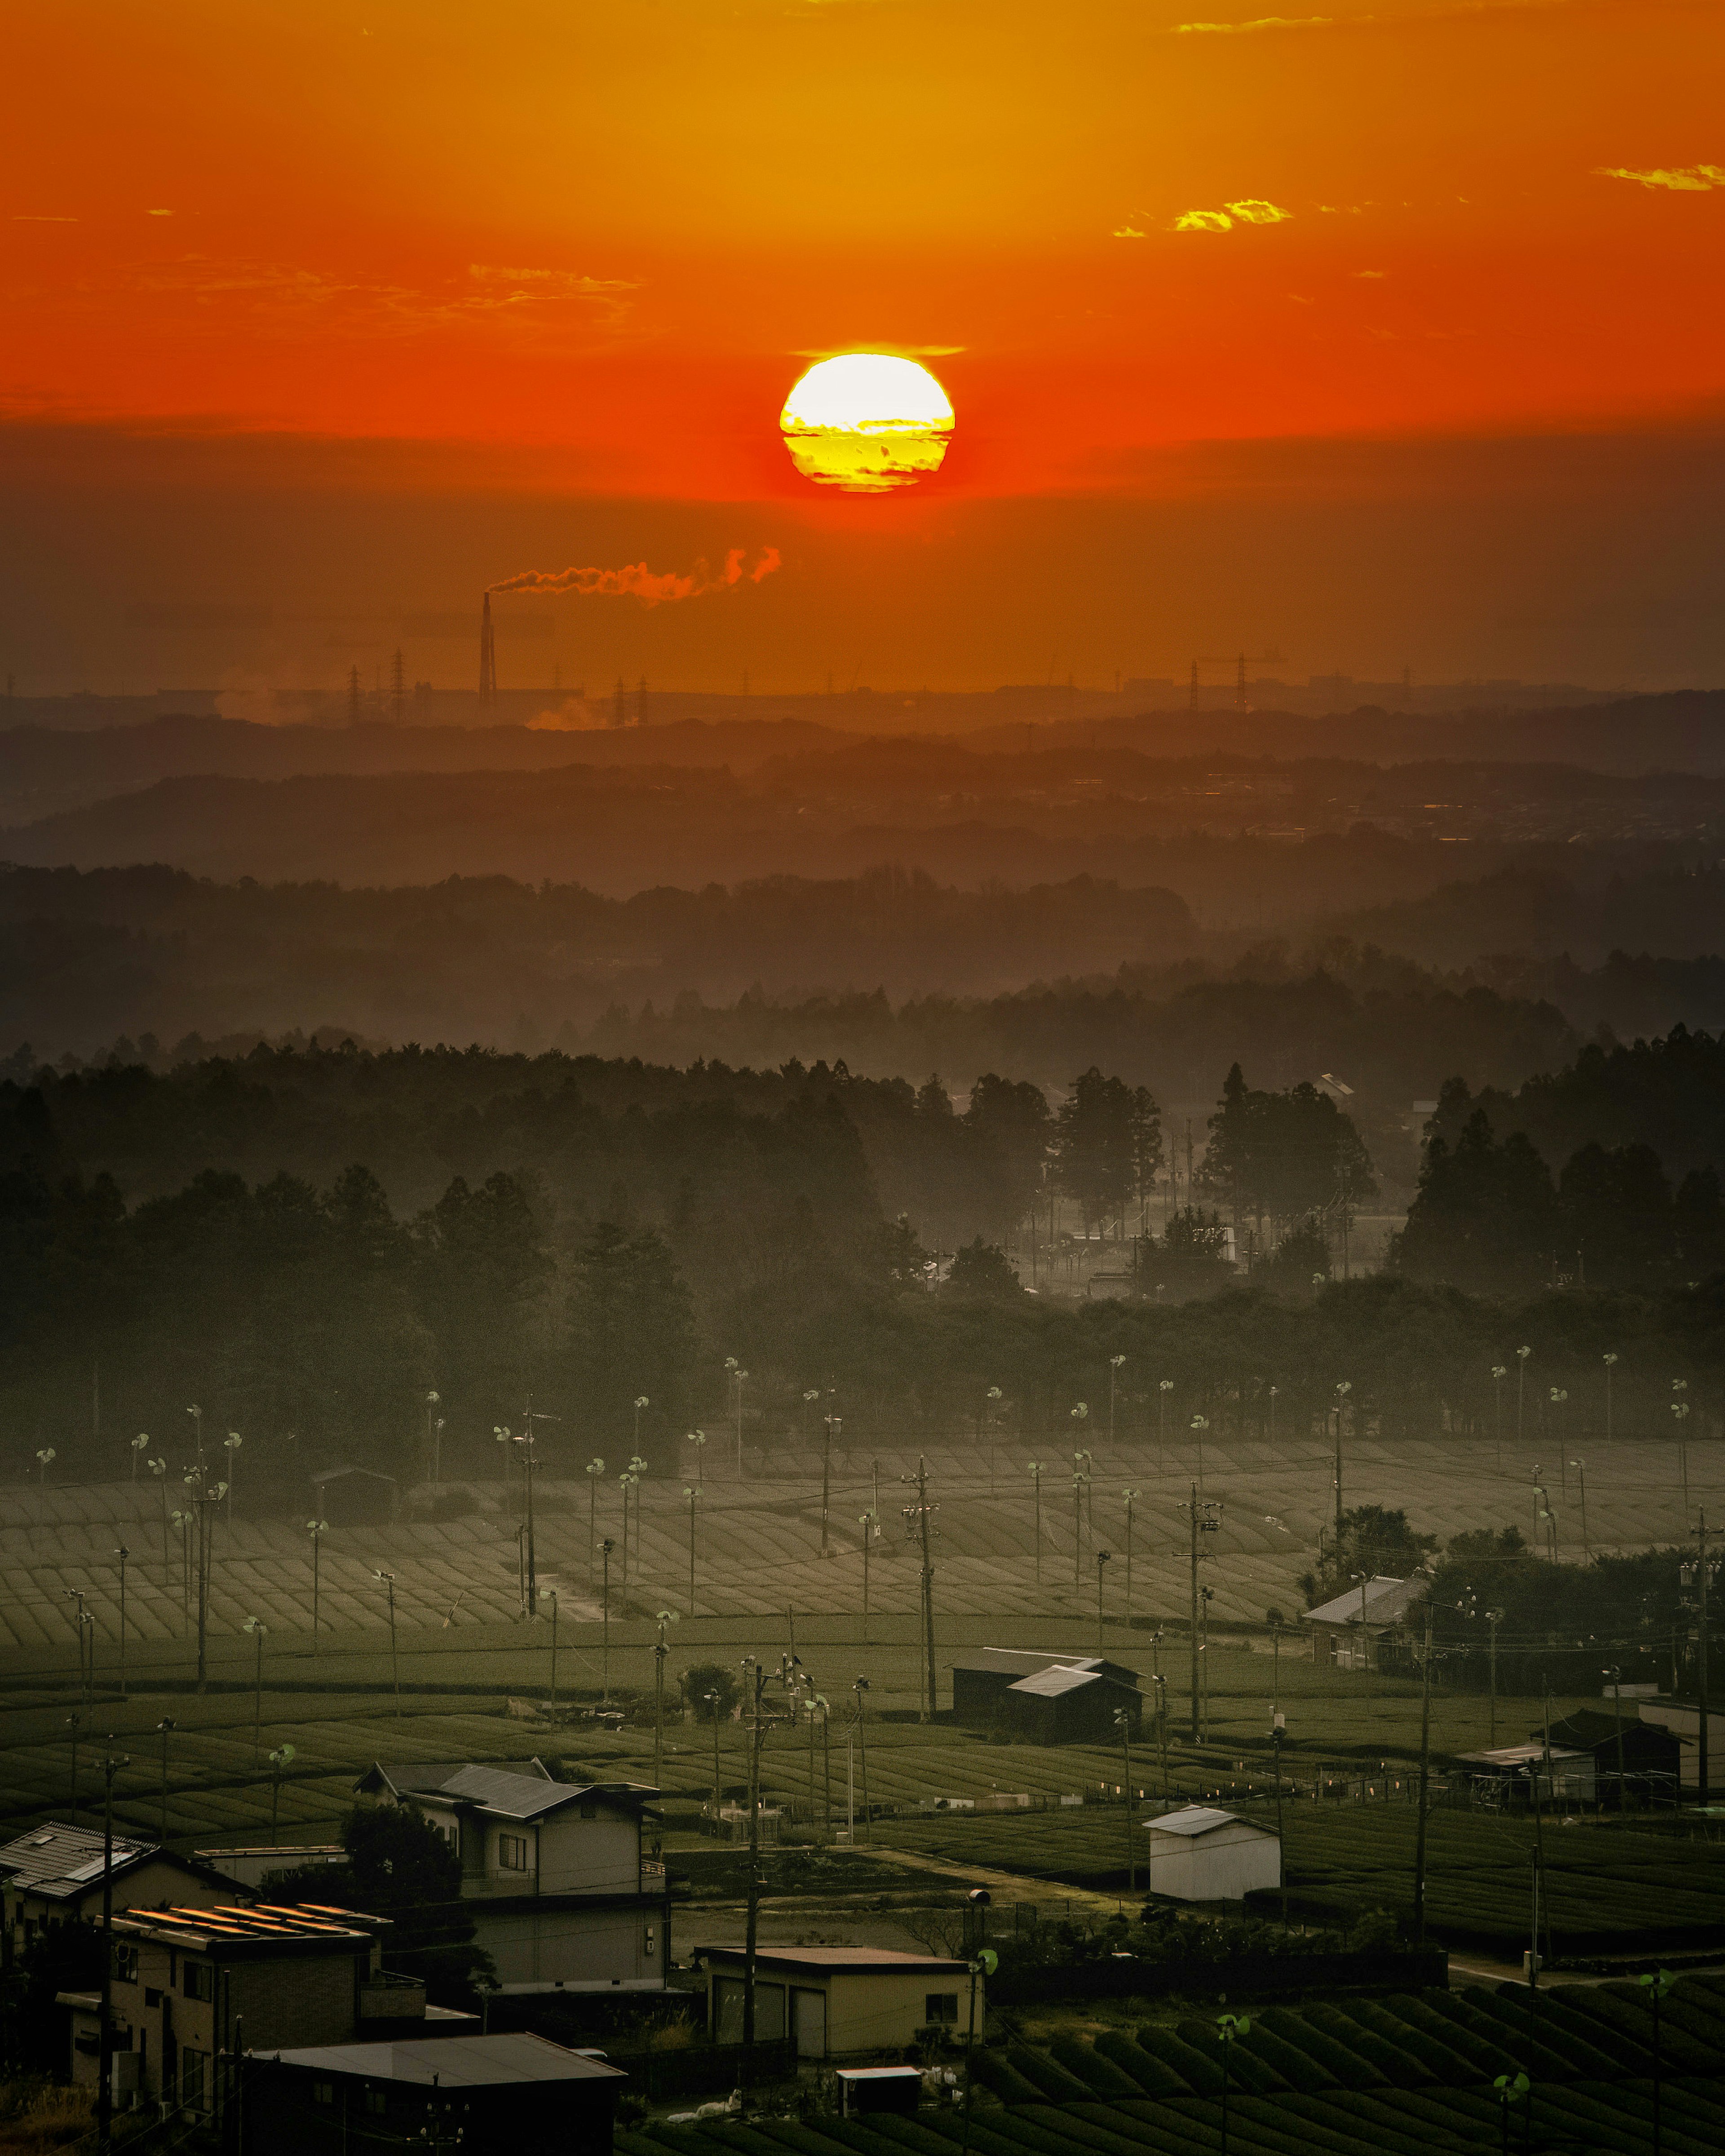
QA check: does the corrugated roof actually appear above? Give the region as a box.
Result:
[696,1945,969,1973]
[1303,1575,1426,1628]
[1145,1805,1274,1839]
[1008,1665,1104,1698]
[0,1822,158,1897]
[262,2033,624,2085]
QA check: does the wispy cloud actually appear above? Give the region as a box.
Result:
[467,264,638,293]
[11,214,78,223]
[1595,164,1725,192]
[1175,14,1337,29]
[1112,224,1148,239]
[1169,199,1292,233]
[1353,268,1388,278]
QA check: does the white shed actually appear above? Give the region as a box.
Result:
[1143,1805,1280,1902]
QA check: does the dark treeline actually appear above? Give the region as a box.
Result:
[1396,1027,1725,1294]
[0,1037,1720,1499]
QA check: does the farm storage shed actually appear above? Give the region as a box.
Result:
[952,1650,1140,1728]
[309,1465,398,1527]
[695,1945,978,2059]
[1143,1806,1280,1902]
[998,1662,1142,1745]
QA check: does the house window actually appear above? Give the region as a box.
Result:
[313,2083,335,2107]
[114,1943,139,1983]
[579,1803,597,1819]
[182,2050,208,2110]
[925,1993,959,2025]
[183,1961,214,2002]
[144,1989,162,2009]
[363,2090,388,2116]
[497,1833,529,1871]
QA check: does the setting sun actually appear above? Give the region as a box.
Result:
[779,354,955,493]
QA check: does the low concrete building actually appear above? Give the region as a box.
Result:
[0,1822,235,1957]
[58,1902,419,2121]
[244,2032,624,2156]
[1303,1576,1427,1670]
[196,1846,348,1890]
[695,1945,979,2059]
[1143,1806,1281,1902]
[353,1761,668,1994]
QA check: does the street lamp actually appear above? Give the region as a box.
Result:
[653,1607,679,1788]
[1096,1548,1111,1655]
[35,1446,55,1485]
[242,1616,267,1758]
[1113,1705,1136,1892]
[129,1432,150,1483]
[1602,1353,1618,1445]
[267,1744,296,1846]
[633,1395,650,1455]
[600,1538,615,1699]
[1191,1414,1209,1490]
[586,1457,605,1579]
[725,1361,749,1476]
[1157,1379,1173,1471]
[425,1391,442,1493]
[1490,1364,1508,1466]
[223,1432,242,1523]
[684,1485,700,1612]
[306,1518,328,1652]
[372,1568,399,1715]
[1570,1459,1588,1557]
[1121,1490,1138,1625]
[538,1586,560,1723]
[1027,1462,1045,1585]
[1673,1398,1692,1515]
[1515,1345,1531,1447]
[1108,1354,1126,1444]
[821,1412,841,1557]
[114,1545,129,1698]
[186,1403,204,1470]
[858,1511,878,1641]
[156,1718,177,1844]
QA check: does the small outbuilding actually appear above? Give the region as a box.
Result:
[244,2032,623,2156]
[951,1650,1141,1745]
[695,1945,978,2059]
[1544,1710,1681,1804]
[1143,1806,1281,1903]
[1455,1742,1597,1806]
[310,1465,399,1527]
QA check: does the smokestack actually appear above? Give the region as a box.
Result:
[479,593,496,709]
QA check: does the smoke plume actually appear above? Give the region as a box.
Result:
[489,545,781,607]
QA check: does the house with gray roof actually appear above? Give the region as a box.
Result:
[951,1650,1141,1744]
[352,1762,668,1996]
[1303,1574,1428,1670]
[0,1821,234,1957]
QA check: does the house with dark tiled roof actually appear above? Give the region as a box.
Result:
[352,1762,668,1995]
[0,1821,234,1957]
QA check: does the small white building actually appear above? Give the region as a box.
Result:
[1143,1806,1280,1902]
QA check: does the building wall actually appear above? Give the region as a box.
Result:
[230,1951,362,2052]
[473,1900,660,1988]
[9,1858,233,1952]
[1636,1701,1725,1788]
[1146,1826,1280,1902]
[709,1968,977,2055]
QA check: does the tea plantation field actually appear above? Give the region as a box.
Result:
[619,1974,1725,2156]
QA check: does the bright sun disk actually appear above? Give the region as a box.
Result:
[780,353,955,493]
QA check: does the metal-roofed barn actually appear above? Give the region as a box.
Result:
[1303,1574,1427,1670]
[951,1649,1141,1744]
[1143,1806,1280,1902]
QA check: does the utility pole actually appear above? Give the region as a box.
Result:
[1115,1707,1136,1892]
[1096,1549,1111,1657]
[1412,1604,1434,1944]
[97,1743,129,2156]
[902,1457,938,1721]
[1332,1381,1352,1565]
[1692,1513,1712,1807]
[601,1539,615,1701]
[1179,1485,1221,1740]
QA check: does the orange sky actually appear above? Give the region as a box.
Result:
[4,1,1724,689]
